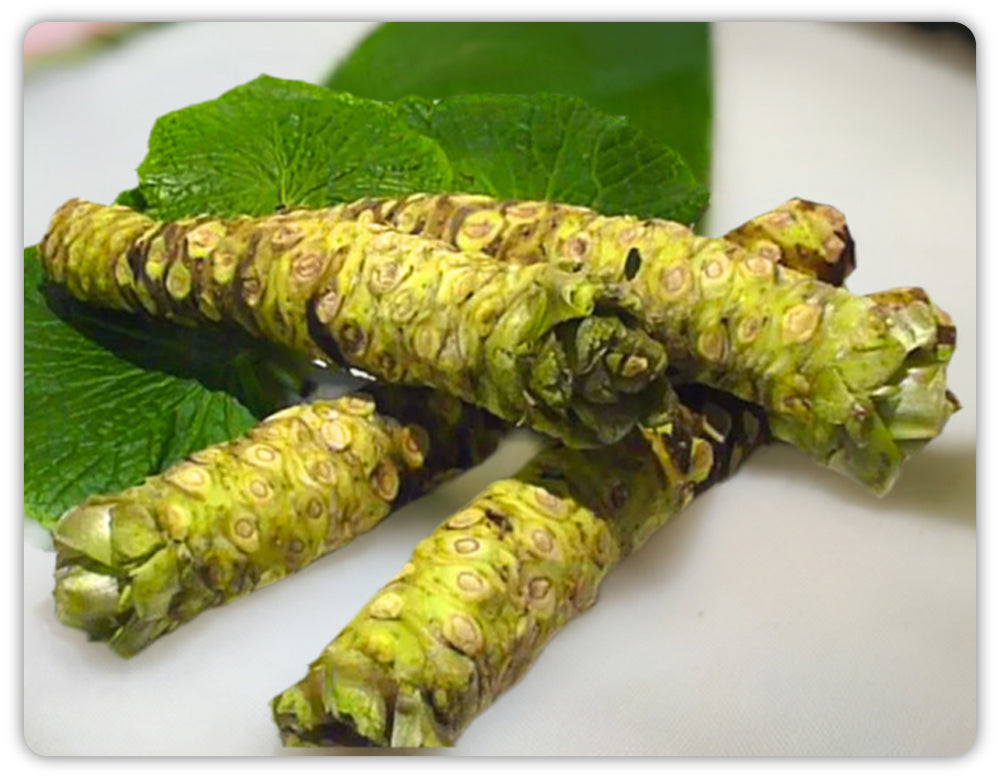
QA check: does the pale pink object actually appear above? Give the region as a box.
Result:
[24,22,128,58]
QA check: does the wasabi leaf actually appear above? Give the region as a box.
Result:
[398,93,707,224]
[324,22,713,185]
[121,76,706,225]
[119,75,453,221]
[23,246,306,528]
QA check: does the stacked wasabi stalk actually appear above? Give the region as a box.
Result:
[52,387,506,657]
[331,193,957,494]
[338,195,855,285]
[46,197,853,657]
[270,383,767,747]
[39,199,674,449]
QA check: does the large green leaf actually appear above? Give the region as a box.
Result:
[324,22,713,185]
[26,75,709,529]
[398,93,706,224]
[119,74,453,221]
[23,247,312,529]
[121,76,705,224]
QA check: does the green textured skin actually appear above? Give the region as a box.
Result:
[330,193,957,494]
[722,197,856,286]
[40,199,675,449]
[270,384,766,747]
[52,387,506,657]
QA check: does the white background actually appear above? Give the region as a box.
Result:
[21,21,977,758]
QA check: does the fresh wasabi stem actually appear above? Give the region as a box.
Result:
[270,384,768,748]
[722,197,856,286]
[39,199,674,449]
[52,386,506,658]
[331,193,957,495]
[339,193,856,286]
